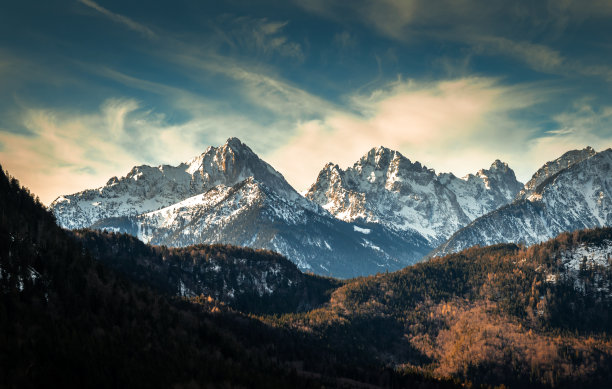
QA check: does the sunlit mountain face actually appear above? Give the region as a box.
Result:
[1,0,611,206]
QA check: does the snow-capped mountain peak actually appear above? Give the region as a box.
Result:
[183,137,287,189]
[357,147,426,174]
[306,147,523,245]
[471,159,521,197]
[359,146,399,168]
[50,137,302,229]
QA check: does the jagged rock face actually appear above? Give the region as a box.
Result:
[515,146,597,201]
[434,148,612,256]
[306,147,523,245]
[50,137,302,229]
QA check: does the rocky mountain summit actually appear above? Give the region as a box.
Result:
[51,137,305,229]
[306,146,523,246]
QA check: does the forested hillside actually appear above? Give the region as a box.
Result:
[270,229,612,388]
[72,229,341,314]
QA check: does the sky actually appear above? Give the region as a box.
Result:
[1,0,611,204]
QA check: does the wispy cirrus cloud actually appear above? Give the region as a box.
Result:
[184,55,333,117]
[471,37,564,74]
[226,17,304,61]
[470,36,612,81]
[0,98,141,203]
[298,0,612,41]
[75,4,317,118]
[77,0,157,39]
[552,100,612,139]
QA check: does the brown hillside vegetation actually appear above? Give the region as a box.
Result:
[269,230,612,388]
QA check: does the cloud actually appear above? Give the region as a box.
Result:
[166,50,334,120]
[220,16,304,61]
[522,118,611,176]
[469,36,612,81]
[299,0,612,41]
[520,99,612,168]
[77,0,157,39]
[472,37,564,73]
[0,99,143,203]
[92,54,335,148]
[301,0,419,42]
[333,31,356,49]
[551,99,612,140]
[80,12,320,120]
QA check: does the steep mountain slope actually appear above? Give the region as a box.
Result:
[306,147,522,245]
[515,146,596,201]
[50,137,303,229]
[434,148,612,256]
[53,138,430,278]
[0,167,325,388]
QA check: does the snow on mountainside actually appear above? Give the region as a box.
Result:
[306,146,523,245]
[50,137,305,229]
[434,148,612,256]
[539,238,612,298]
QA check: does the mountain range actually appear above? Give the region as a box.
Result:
[52,139,433,278]
[50,138,611,276]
